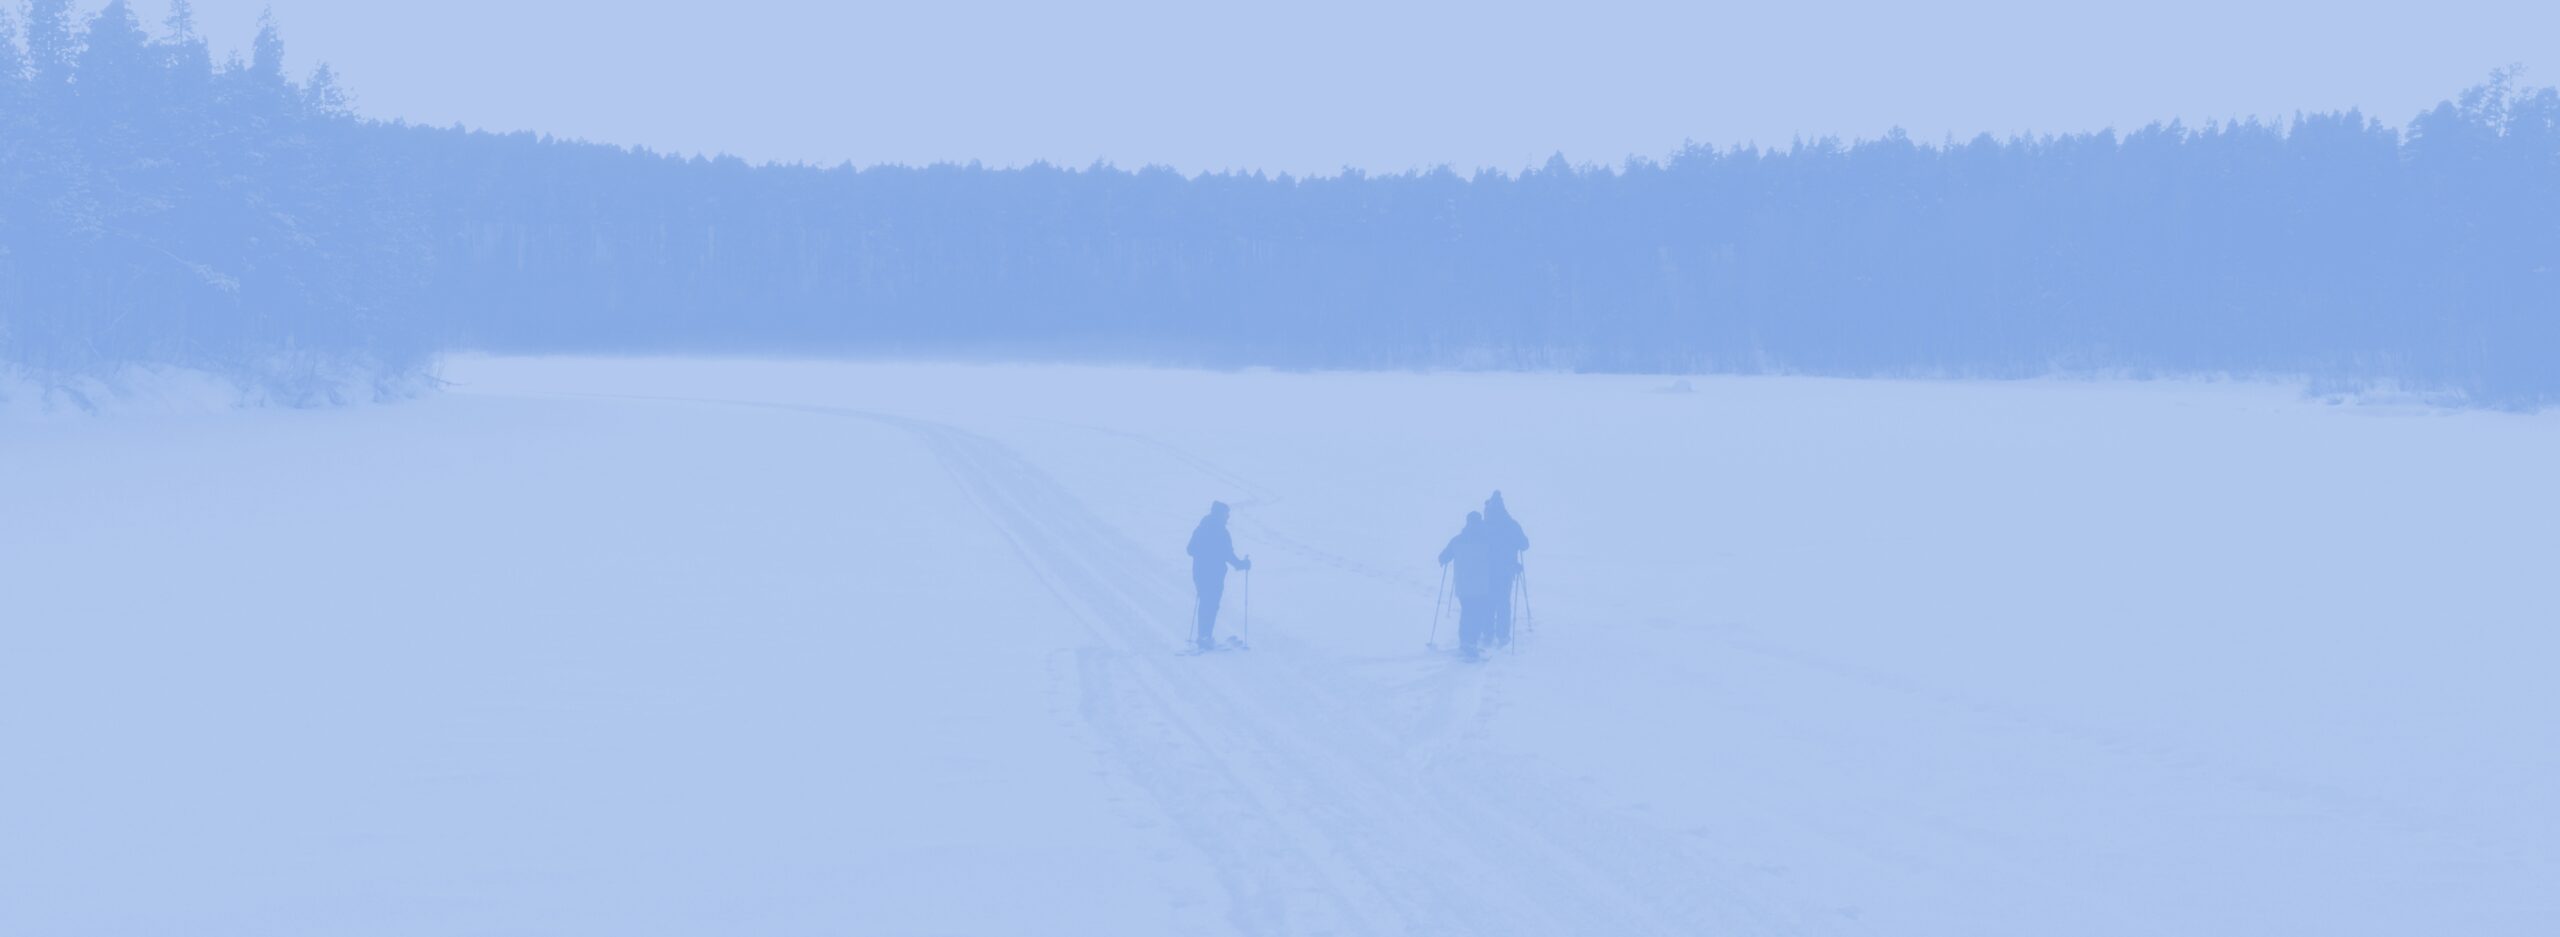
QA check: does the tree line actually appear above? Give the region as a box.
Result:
[1,1,425,403]
[4,3,2554,405]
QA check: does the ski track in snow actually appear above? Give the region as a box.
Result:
[569,393,1841,937]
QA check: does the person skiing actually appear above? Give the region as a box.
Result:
[1185,501,1252,652]
[1481,491,1530,647]
[1439,511,1500,660]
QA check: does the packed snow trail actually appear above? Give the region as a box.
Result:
[594,394,1842,937]
[15,361,2553,935]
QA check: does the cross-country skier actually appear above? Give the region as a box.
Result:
[1481,491,1530,647]
[1186,501,1252,652]
[1439,511,1500,660]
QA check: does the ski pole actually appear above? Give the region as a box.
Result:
[1517,565,1534,636]
[1241,563,1251,643]
[1495,573,1515,647]
[1429,564,1449,648]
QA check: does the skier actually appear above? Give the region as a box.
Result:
[1438,511,1500,660]
[1481,491,1530,647]
[1185,501,1252,652]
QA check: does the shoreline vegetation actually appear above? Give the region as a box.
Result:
[2,2,2552,409]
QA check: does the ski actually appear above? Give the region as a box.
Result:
[1177,636,1251,656]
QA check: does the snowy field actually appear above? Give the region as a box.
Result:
[4,356,2555,936]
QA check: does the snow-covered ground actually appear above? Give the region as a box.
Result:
[4,356,2554,935]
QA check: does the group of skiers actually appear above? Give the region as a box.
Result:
[1184,491,1531,660]
[1438,491,1531,659]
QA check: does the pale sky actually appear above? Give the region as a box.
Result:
[128,0,2560,175]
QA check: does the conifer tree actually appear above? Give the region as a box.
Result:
[161,0,213,77]
[0,9,28,95]
[249,8,285,82]
[23,0,76,93]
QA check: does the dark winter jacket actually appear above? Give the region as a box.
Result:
[1483,504,1529,573]
[1440,519,1504,600]
[1188,517,1244,579]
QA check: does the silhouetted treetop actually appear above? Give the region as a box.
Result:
[1,10,2553,406]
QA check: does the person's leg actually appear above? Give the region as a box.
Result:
[1488,582,1515,647]
[1194,574,1225,649]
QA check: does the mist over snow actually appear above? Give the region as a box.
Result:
[6,358,2557,934]
[5,3,2556,935]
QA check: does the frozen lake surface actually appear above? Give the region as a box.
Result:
[4,357,2554,935]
